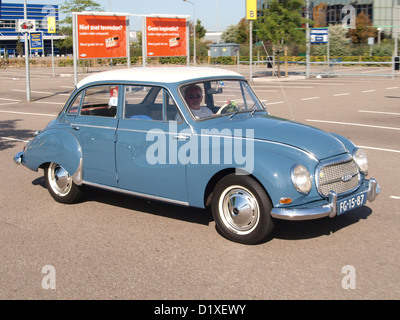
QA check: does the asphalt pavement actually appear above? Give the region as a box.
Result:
[0,63,399,301]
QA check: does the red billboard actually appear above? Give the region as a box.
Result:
[146,17,187,57]
[77,14,128,59]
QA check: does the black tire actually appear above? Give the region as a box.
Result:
[211,174,274,244]
[44,162,83,204]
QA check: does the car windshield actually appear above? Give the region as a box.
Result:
[179,79,265,120]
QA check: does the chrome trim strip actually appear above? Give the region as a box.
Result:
[82,181,189,207]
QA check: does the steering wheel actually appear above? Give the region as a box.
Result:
[216,101,239,115]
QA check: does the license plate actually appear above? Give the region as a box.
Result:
[337,191,367,215]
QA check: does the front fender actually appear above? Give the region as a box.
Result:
[23,128,82,178]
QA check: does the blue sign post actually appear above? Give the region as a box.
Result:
[29,31,43,55]
[310,28,328,44]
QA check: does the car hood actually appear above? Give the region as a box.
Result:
[203,114,347,160]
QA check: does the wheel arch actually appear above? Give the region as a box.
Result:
[203,168,272,208]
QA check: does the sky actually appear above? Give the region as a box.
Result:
[5,0,247,32]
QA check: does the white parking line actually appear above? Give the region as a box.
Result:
[357,145,400,153]
[12,89,70,96]
[306,119,400,131]
[361,90,376,93]
[0,97,21,102]
[0,110,56,117]
[386,87,399,90]
[390,196,400,200]
[0,137,29,143]
[333,93,350,96]
[265,101,285,105]
[301,96,320,101]
[34,101,65,105]
[358,110,400,116]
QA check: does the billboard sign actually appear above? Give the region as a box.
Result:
[76,14,128,59]
[30,32,43,54]
[145,16,187,57]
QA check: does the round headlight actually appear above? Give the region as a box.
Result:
[354,148,368,175]
[291,164,312,194]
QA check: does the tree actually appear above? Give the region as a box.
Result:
[221,18,249,44]
[347,11,377,44]
[255,0,307,46]
[57,0,103,53]
[195,19,206,40]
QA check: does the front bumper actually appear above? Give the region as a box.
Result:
[270,178,380,221]
[14,151,24,166]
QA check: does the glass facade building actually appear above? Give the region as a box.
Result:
[0,2,60,56]
[257,0,399,36]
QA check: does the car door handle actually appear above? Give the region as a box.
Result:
[172,135,189,141]
[70,124,80,131]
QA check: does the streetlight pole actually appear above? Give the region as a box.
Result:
[23,0,31,101]
[183,0,196,65]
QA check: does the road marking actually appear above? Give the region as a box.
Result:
[306,119,400,131]
[0,97,21,102]
[386,87,399,90]
[357,145,400,153]
[390,196,400,200]
[0,110,56,117]
[301,96,320,101]
[361,90,376,93]
[358,110,400,116]
[0,137,29,143]
[0,102,19,106]
[265,101,285,105]
[333,93,350,96]
[12,89,70,96]
[34,101,65,105]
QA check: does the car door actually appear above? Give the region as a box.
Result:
[69,84,120,187]
[116,84,189,204]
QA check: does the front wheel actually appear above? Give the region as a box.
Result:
[211,174,274,244]
[44,162,83,204]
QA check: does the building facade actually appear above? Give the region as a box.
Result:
[0,2,61,56]
[257,0,399,36]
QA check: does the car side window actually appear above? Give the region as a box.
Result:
[124,85,163,121]
[66,92,82,115]
[80,85,118,117]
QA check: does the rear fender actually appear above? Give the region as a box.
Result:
[23,128,82,182]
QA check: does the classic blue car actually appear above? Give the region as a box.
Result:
[14,67,380,244]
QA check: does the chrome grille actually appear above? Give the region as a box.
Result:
[317,158,360,197]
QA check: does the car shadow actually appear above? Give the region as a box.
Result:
[31,177,213,226]
[31,176,373,240]
[271,206,373,241]
[0,119,33,151]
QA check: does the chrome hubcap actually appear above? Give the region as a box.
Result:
[219,186,260,235]
[49,163,72,196]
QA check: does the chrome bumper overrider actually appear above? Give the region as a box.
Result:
[14,151,24,165]
[270,178,380,221]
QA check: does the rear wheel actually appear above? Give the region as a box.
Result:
[44,162,83,204]
[211,174,274,244]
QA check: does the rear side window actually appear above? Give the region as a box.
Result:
[80,85,119,118]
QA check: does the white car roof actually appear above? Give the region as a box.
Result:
[76,67,243,88]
